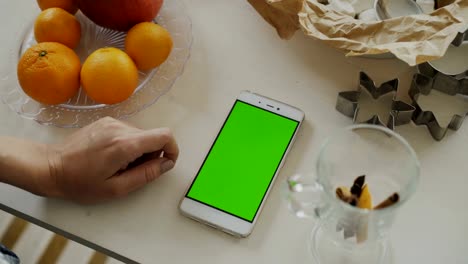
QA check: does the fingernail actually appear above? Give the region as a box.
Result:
[160,159,175,174]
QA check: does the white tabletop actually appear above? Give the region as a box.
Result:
[1,0,468,263]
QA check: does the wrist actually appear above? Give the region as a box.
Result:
[0,137,63,198]
[44,144,65,198]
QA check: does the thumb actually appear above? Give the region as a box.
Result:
[108,157,175,197]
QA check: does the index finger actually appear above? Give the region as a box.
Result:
[131,128,179,162]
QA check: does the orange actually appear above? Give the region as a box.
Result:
[81,47,139,104]
[34,8,81,49]
[17,42,81,105]
[37,0,78,14]
[357,185,372,209]
[125,22,173,71]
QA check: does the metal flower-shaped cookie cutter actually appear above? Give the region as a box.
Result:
[336,72,415,130]
[409,64,468,141]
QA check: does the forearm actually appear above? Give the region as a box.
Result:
[0,137,59,197]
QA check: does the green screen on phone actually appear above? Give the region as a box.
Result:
[186,100,299,222]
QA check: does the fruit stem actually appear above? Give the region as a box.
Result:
[39,51,47,57]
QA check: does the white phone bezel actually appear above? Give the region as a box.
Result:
[179,91,304,237]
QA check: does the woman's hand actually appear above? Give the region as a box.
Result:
[45,117,179,204]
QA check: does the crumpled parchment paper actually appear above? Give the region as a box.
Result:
[248,0,468,65]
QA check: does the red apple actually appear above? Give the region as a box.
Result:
[77,0,163,31]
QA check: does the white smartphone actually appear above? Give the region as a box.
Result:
[179,91,304,237]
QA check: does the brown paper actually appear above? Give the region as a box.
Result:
[248,0,468,66]
[247,0,302,39]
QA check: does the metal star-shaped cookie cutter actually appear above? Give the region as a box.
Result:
[336,72,415,130]
[409,69,468,141]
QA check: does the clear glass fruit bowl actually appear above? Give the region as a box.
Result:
[0,0,192,128]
